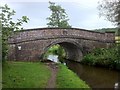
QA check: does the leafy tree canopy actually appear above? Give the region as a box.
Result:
[0,4,29,61]
[98,0,120,27]
[46,1,71,28]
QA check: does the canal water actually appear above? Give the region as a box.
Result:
[47,55,120,89]
[47,55,59,63]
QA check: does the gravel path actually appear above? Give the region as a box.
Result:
[45,62,58,88]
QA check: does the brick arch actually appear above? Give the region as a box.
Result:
[42,39,83,62]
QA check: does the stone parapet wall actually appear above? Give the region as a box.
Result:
[8,28,115,44]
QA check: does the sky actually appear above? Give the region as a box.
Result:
[1,0,116,30]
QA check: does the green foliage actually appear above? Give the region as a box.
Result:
[2,61,51,88]
[43,45,59,59]
[46,1,71,28]
[94,28,118,35]
[57,46,66,63]
[82,54,97,66]
[0,4,29,61]
[43,44,66,63]
[117,44,120,69]
[98,0,120,26]
[0,4,29,30]
[82,46,120,70]
[56,64,90,88]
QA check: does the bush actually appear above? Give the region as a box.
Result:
[82,54,97,65]
[81,46,119,70]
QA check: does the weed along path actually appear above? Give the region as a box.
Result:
[45,61,58,88]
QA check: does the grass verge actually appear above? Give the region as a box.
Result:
[56,64,90,88]
[2,61,51,88]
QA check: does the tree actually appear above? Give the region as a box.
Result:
[46,1,71,28]
[98,0,120,27]
[46,2,70,62]
[98,0,120,71]
[0,4,29,61]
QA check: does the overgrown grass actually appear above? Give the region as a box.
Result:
[2,61,51,88]
[56,64,90,88]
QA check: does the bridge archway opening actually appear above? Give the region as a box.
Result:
[43,44,66,63]
[42,41,83,62]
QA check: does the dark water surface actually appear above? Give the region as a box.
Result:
[47,55,120,89]
[65,60,120,89]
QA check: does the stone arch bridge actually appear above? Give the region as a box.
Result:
[8,28,115,62]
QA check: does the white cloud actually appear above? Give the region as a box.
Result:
[23,18,47,29]
[76,14,115,30]
[1,0,100,3]
[1,0,115,30]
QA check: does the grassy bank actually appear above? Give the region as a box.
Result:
[2,61,90,88]
[2,61,51,88]
[56,64,90,88]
